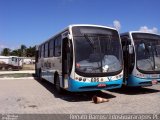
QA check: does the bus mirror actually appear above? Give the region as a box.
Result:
[129,45,133,54]
[68,34,72,40]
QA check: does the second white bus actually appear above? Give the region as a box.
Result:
[121,31,160,87]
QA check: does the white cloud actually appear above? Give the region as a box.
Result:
[139,26,158,33]
[0,44,6,49]
[0,44,6,53]
[0,43,17,50]
[113,20,121,31]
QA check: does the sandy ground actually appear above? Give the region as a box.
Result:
[0,78,159,114]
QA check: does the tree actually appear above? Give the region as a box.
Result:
[10,49,20,56]
[10,50,18,56]
[20,44,27,57]
[26,46,36,57]
[1,48,11,56]
[1,45,36,57]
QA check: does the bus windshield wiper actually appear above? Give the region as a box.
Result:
[84,34,95,49]
[151,44,156,70]
[145,42,156,70]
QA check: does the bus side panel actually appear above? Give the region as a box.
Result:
[41,57,62,84]
[41,59,48,81]
[47,57,55,84]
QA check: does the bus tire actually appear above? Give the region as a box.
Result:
[36,69,39,78]
[55,74,63,94]
[39,69,44,82]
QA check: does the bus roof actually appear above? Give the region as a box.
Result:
[68,24,117,31]
[121,31,160,36]
[38,24,118,46]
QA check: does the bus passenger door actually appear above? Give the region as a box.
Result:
[35,47,39,75]
[62,38,73,89]
[121,36,130,83]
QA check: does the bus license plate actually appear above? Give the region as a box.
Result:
[97,84,106,87]
[152,80,158,85]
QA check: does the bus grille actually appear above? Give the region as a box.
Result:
[139,81,160,85]
[79,84,120,89]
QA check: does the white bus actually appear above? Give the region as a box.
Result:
[35,24,123,93]
[121,31,160,87]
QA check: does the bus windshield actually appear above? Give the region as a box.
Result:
[132,33,160,72]
[72,26,122,76]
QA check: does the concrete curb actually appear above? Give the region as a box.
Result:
[0,70,35,75]
[0,77,36,80]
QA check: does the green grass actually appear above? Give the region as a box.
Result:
[0,73,33,78]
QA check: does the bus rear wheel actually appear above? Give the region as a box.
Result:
[55,75,63,94]
[39,70,44,82]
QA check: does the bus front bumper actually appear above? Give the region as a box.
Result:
[66,78,123,92]
[127,75,160,87]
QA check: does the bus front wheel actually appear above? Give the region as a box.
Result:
[55,74,63,94]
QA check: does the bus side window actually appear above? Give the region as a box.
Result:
[41,44,45,58]
[55,36,61,57]
[39,46,41,58]
[49,39,54,57]
[44,42,49,58]
[12,57,14,61]
[15,58,17,62]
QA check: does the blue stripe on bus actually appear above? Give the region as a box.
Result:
[67,78,123,92]
[127,75,160,87]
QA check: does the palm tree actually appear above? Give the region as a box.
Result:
[1,48,11,56]
[20,44,27,57]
